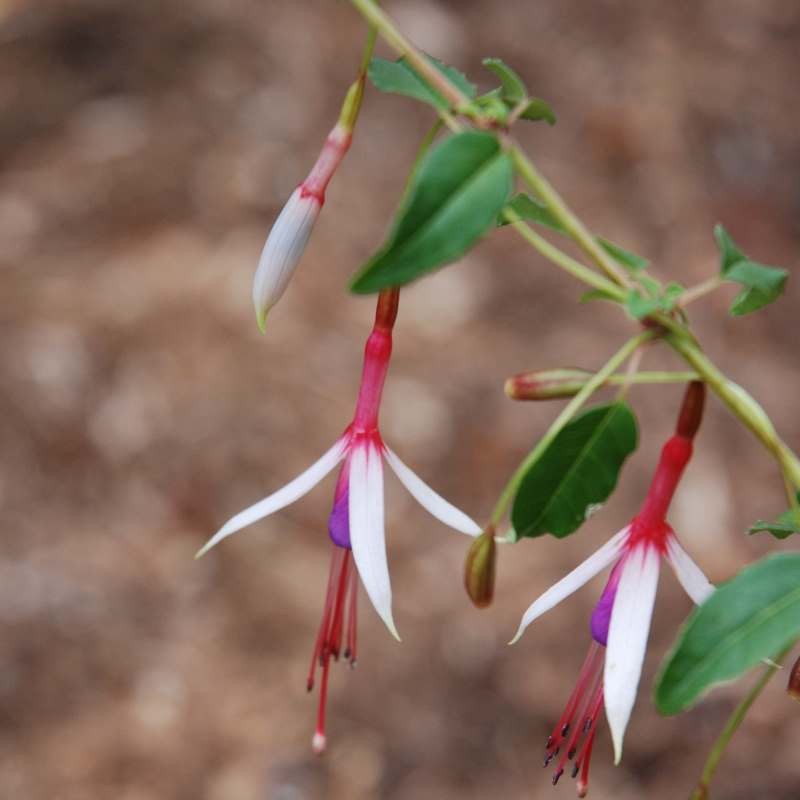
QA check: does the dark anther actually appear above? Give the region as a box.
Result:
[545,735,554,749]
[583,717,592,733]
[572,763,580,779]
[552,769,564,786]
[567,746,576,760]
[561,723,570,737]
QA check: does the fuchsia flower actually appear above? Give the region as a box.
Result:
[197,290,482,752]
[511,383,713,796]
[253,79,366,332]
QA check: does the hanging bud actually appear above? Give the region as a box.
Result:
[252,188,322,331]
[505,368,594,401]
[464,527,497,608]
[787,655,800,702]
[252,78,364,332]
[676,380,706,440]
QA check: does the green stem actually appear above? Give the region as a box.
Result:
[668,334,800,489]
[691,645,794,800]
[616,345,644,400]
[347,0,800,502]
[502,208,626,299]
[509,146,632,289]
[608,370,698,386]
[490,330,655,525]
[357,6,379,75]
[679,275,724,308]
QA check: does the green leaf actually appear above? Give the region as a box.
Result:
[367,56,476,111]
[473,90,511,123]
[637,274,663,297]
[351,131,513,293]
[511,402,638,539]
[713,224,788,315]
[714,224,746,275]
[596,236,649,271]
[661,282,685,310]
[500,196,648,270]
[580,289,620,304]
[519,98,557,125]
[726,261,788,316]
[748,498,800,539]
[656,553,800,715]
[625,290,660,319]
[482,57,527,104]
[499,193,563,231]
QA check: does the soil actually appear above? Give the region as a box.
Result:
[1,1,799,798]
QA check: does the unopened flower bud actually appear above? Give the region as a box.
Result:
[252,187,322,332]
[787,655,800,702]
[505,368,593,401]
[252,82,359,331]
[676,380,706,440]
[464,528,496,608]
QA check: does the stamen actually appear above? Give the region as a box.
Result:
[544,643,602,762]
[545,642,605,794]
[306,546,359,754]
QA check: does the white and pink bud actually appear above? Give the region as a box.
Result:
[252,187,322,331]
[252,116,354,331]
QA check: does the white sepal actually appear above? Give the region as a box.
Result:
[383,446,482,537]
[196,436,348,558]
[665,535,714,605]
[252,187,321,331]
[349,440,400,640]
[604,544,661,765]
[509,527,628,644]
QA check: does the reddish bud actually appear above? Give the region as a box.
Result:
[505,368,594,401]
[787,655,800,702]
[676,381,706,440]
[464,528,497,608]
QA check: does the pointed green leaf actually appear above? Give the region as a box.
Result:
[511,402,638,539]
[367,56,476,111]
[499,193,564,231]
[351,131,513,293]
[473,90,511,123]
[713,224,788,315]
[625,290,660,319]
[482,57,527,104]
[580,289,620,304]
[748,500,800,539]
[596,236,649,271]
[656,553,800,715]
[499,195,648,270]
[726,260,788,316]
[714,224,746,275]
[661,282,685,309]
[519,97,557,125]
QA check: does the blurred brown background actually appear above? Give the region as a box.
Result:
[1,1,799,798]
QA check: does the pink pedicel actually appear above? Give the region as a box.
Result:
[300,123,353,203]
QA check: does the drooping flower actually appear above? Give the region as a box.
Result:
[197,289,482,751]
[252,79,364,331]
[511,382,713,795]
